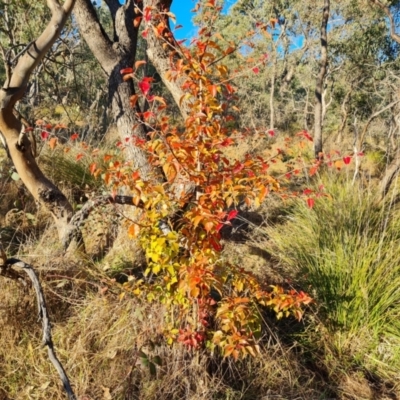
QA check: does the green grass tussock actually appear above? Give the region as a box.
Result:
[266,174,400,383]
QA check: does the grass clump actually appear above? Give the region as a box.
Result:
[266,174,400,383]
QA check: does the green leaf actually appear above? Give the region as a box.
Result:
[11,172,20,181]
[149,362,157,376]
[152,356,162,366]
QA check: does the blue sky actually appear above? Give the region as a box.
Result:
[170,1,198,40]
[170,1,237,41]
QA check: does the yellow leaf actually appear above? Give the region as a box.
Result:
[193,215,203,228]
[152,264,161,274]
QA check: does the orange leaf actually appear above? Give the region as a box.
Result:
[208,84,217,97]
[130,94,139,107]
[128,224,140,239]
[89,162,97,175]
[203,221,214,232]
[334,160,343,170]
[135,60,146,70]
[48,137,58,150]
[165,163,178,183]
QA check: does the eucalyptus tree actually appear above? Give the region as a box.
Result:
[0,0,81,246]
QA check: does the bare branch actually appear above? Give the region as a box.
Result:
[2,255,77,400]
[358,99,400,149]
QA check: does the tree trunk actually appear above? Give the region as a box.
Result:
[314,0,330,158]
[0,0,77,244]
[74,0,151,177]
[379,149,400,200]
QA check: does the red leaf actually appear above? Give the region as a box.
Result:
[70,133,79,140]
[267,129,275,137]
[210,236,222,252]
[232,162,244,174]
[220,138,234,147]
[143,111,155,120]
[252,67,260,74]
[227,210,238,221]
[343,156,351,165]
[132,171,140,180]
[309,165,318,176]
[76,153,84,161]
[216,223,224,232]
[120,67,133,75]
[307,198,315,209]
[138,79,151,95]
[40,131,49,140]
[144,7,152,22]
[297,130,313,141]
[303,188,313,196]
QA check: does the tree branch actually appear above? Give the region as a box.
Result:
[74,0,118,74]
[1,252,77,400]
[104,0,121,21]
[143,0,189,120]
[358,98,400,150]
[0,0,76,239]
[4,0,77,103]
[369,0,400,44]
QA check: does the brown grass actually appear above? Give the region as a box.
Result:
[2,136,400,400]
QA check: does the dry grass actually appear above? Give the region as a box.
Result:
[0,276,332,399]
[2,136,400,400]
